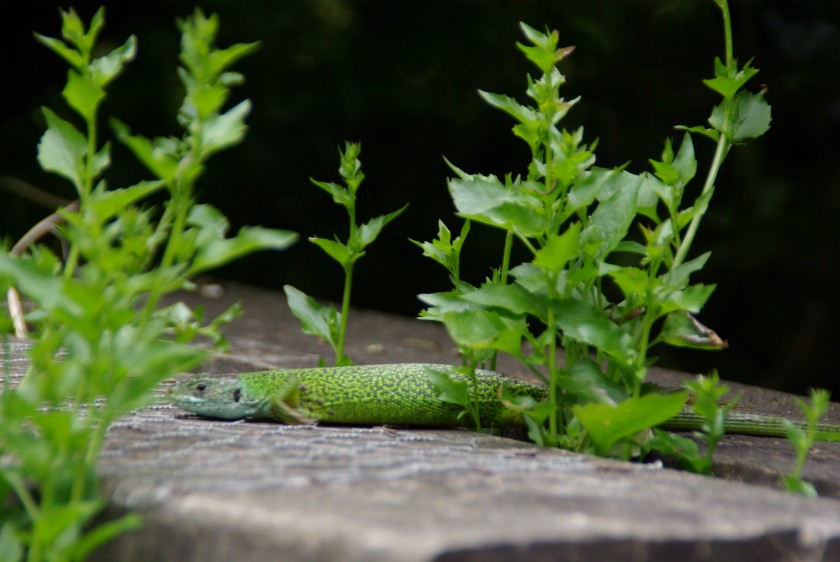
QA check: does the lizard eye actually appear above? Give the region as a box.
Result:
[195,383,207,393]
[233,388,241,403]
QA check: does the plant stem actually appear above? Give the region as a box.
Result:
[719,0,734,69]
[673,124,730,269]
[336,263,353,362]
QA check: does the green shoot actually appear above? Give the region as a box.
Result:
[681,372,742,474]
[285,142,406,366]
[782,389,831,497]
[0,8,296,560]
[417,0,771,460]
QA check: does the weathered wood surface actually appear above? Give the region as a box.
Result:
[5,282,840,561]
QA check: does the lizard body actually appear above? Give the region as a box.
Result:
[169,363,840,440]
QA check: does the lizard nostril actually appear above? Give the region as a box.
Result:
[233,388,241,403]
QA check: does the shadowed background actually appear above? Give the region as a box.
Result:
[1,0,838,395]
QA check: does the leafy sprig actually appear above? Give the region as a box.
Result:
[0,8,296,560]
[419,1,770,456]
[286,143,406,365]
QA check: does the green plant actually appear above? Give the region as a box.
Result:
[0,8,296,560]
[782,389,831,497]
[285,142,406,366]
[650,372,741,474]
[418,0,770,456]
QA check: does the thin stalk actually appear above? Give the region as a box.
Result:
[719,0,734,69]
[673,0,735,269]
[672,133,729,269]
[547,306,558,440]
[336,263,353,363]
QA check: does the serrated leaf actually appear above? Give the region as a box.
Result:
[478,90,539,126]
[551,298,635,365]
[449,175,547,237]
[533,223,580,272]
[558,358,627,405]
[441,307,525,357]
[574,392,688,455]
[609,267,649,300]
[709,91,772,142]
[703,57,759,99]
[460,282,540,316]
[581,172,640,260]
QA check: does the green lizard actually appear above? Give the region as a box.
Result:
[169,363,840,440]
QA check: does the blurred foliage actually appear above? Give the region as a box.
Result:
[2,0,839,395]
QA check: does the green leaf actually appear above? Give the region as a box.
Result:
[533,223,580,272]
[709,91,772,142]
[559,358,627,405]
[650,430,708,473]
[608,266,649,300]
[201,99,252,158]
[427,368,470,409]
[574,392,688,455]
[658,283,716,315]
[37,107,87,188]
[111,119,179,182]
[551,298,635,365]
[0,523,23,562]
[478,90,539,126]
[284,285,338,344]
[412,220,469,276]
[0,255,85,321]
[310,179,351,208]
[567,168,618,211]
[87,181,165,221]
[90,35,137,87]
[356,204,408,248]
[703,57,759,99]
[34,32,84,69]
[675,125,720,143]
[449,175,547,237]
[310,237,355,266]
[70,513,143,562]
[667,252,711,288]
[460,282,540,316]
[580,173,640,260]
[189,226,297,274]
[63,70,105,122]
[441,307,525,357]
[672,133,697,186]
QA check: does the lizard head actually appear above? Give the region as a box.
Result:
[169,374,268,420]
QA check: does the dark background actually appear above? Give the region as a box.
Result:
[1,1,838,395]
